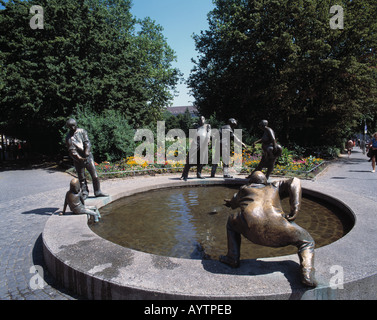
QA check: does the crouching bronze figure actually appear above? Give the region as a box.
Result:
[220,171,317,287]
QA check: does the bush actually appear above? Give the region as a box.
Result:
[303,145,341,159]
[70,107,136,162]
[276,146,294,167]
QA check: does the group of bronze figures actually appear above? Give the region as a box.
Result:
[61,117,317,287]
[180,117,282,181]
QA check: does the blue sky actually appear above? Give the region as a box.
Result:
[130,0,215,106]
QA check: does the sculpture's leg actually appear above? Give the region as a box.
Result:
[86,157,108,197]
[223,164,233,178]
[197,164,205,179]
[87,206,101,219]
[181,163,190,181]
[296,237,317,287]
[83,207,100,223]
[219,217,241,268]
[210,164,218,177]
[75,163,89,199]
[265,161,275,180]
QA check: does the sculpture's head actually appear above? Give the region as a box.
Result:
[228,118,237,128]
[66,118,77,132]
[69,178,80,193]
[248,171,267,185]
[199,116,205,126]
[259,120,268,129]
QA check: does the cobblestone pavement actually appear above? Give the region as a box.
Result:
[0,166,79,300]
[0,147,375,300]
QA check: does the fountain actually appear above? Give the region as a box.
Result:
[41,173,377,300]
[42,118,376,299]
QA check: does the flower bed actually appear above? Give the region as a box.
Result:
[93,153,325,180]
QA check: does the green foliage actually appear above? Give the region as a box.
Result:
[69,107,136,162]
[0,0,179,154]
[163,108,198,136]
[304,145,341,159]
[207,112,225,130]
[276,146,294,167]
[189,0,377,150]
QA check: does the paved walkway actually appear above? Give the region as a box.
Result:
[310,147,377,201]
[0,147,375,300]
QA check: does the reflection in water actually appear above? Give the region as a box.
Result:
[90,185,353,260]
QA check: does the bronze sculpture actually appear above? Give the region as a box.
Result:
[248,120,282,180]
[181,116,211,181]
[65,118,108,199]
[211,118,246,179]
[220,171,317,287]
[62,178,101,223]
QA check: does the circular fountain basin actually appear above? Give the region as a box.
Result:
[90,185,353,261]
[42,176,377,300]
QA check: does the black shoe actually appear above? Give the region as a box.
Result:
[219,255,240,268]
[94,191,109,197]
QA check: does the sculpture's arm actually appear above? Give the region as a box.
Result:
[275,177,301,221]
[253,138,262,145]
[224,187,246,209]
[82,130,92,157]
[266,128,277,149]
[62,194,68,215]
[230,128,246,148]
[66,138,85,162]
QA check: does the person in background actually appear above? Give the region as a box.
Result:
[346,139,354,158]
[368,132,377,172]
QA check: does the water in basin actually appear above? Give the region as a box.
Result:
[90,185,353,260]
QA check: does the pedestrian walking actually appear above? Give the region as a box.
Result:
[346,139,354,158]
[367,132,377,172]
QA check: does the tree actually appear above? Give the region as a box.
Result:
[0,0,179,155]
[132,16,182,124]
[189,0,377,150]
[164,108,197,136]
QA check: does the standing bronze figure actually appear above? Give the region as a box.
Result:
[248,120,282,180]
[65,118,108,199]
[62,178,101,223]
[220,171,317,287]
[211,118,246,178]
[181,116,211,181]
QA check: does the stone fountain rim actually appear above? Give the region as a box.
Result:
[42,176,377,300]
